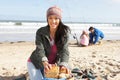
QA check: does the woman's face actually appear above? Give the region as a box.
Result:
[48,15,60,30]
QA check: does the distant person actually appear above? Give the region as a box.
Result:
[79,30,89,47]
[88,26,104,45]
[27,6,71,80]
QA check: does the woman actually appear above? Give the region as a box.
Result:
[79,30,89,47]
[27,6,71,80]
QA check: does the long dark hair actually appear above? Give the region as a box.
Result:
[55,21,70,45]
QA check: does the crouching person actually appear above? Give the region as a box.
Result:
[89,26,104,45]
[27,6,71,80]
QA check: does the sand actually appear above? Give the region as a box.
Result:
[0,40,120,80]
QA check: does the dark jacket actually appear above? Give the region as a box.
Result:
[30,26,70,69]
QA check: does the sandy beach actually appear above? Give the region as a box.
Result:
[0,40,120,80]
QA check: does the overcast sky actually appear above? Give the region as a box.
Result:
[0,0,120,23]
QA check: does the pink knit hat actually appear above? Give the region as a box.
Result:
[47,6,62,19]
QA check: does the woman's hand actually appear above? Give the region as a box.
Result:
[60,66,71,74]
[42,61,52,73]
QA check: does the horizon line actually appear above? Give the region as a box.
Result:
[0,20,120,24]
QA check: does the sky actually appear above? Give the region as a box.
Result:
[0,0,120,23]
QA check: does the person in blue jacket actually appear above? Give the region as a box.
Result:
[89,26,104,45]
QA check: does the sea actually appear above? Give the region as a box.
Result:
[0,22,120,42]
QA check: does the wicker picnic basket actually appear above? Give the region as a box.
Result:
[45,65,74,80]
[45,65,60,78]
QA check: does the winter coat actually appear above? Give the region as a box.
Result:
[30,26,70,69]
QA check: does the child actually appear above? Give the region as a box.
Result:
[79,30,89,47]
